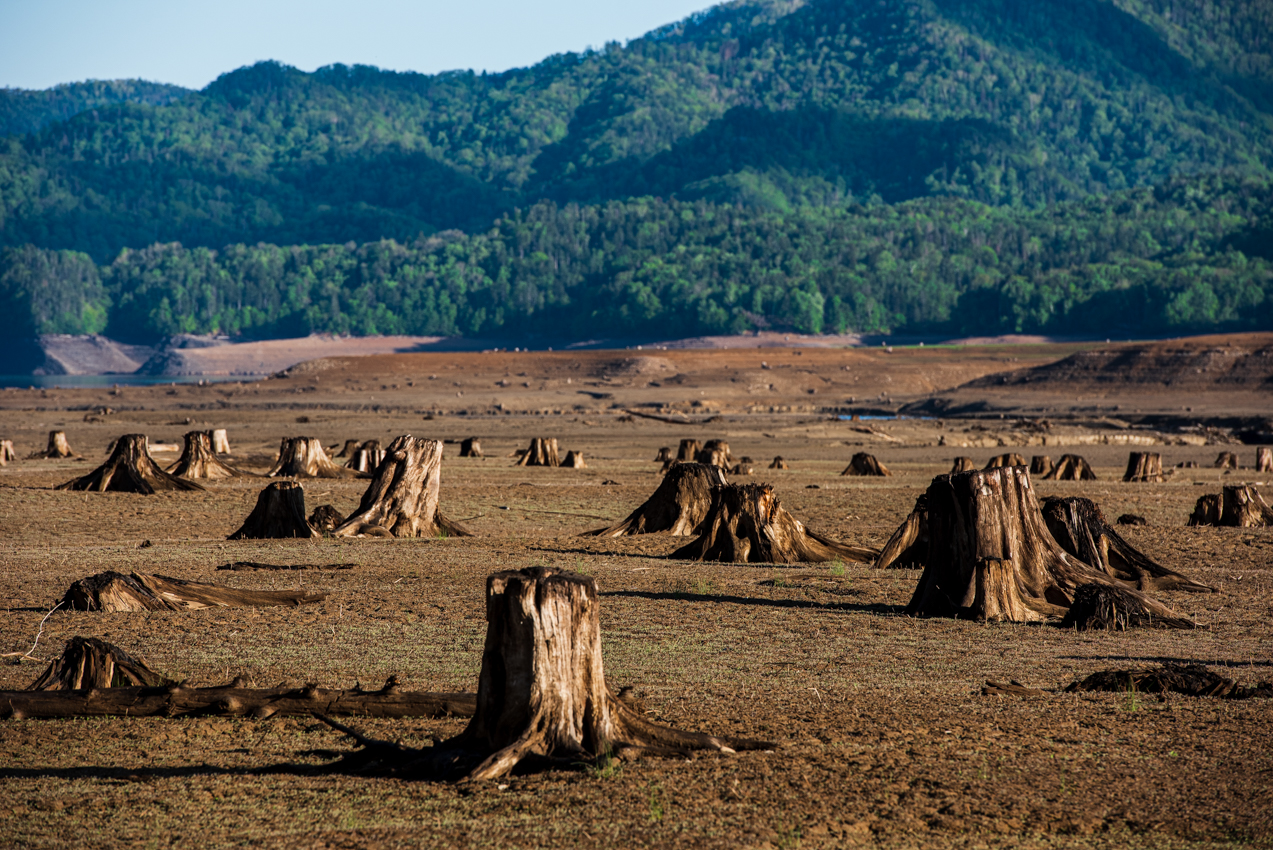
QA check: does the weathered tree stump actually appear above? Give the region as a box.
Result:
[1059,583,1198,630]
[1187,493,1221,526]
[1044,454,1097,481]
[1029,455,1053,477]
[1117,514,1148,526]
[308,504,346,533]
[333,439,361,458]
[1065,665,1270,698]
[676,439,701,462]
[32,430,75,459]
[59,571,325,612]
[1219,484,1273,527]
[671,483,878,564]
[562,450,587,469]
[229,481,319,539]
[28,636,173,690]
[730,463,754,475]
[1258,447,1273,473]
[653,447,672,463]
[985,453,1026,470]
[1177,461,1199,469]
[268,437,358,478]
[906,466,1191,625]
[587,463,726,537]
[460,437,483,458]
[333,436,471,538]
[1041,497,1213,592]
[56,434,205,494]
[768,456,789,470]
[210,429,232,454]
[841,452,891,477]
[345,439,384,473]
[0,439,16,465]
[1123,452,1163,483]
[168,431,243,479]
[875,494,928,569]
[516,438,561,467]
[319,567,769,780]
[1214,451,1239,470]
[949,457,976,474]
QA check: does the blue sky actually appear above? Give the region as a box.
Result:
[1,0,715,90]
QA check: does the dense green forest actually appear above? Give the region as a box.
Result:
[1,0,1270,349]
[0,79,190,138]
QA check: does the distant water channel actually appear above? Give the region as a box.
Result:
[0,375,246,389]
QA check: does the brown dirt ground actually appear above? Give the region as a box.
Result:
[1,340,1271,849]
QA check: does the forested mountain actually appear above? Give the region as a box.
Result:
[0,79,190,138]
[1,0,1270,349]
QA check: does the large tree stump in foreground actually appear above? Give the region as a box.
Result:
[906,466,1191,625]
[1041,497,1213,592]
[28,636,173,690]
[949,457,975,474]
[676,439,701,462]
[59,571,325,612]
[671,483,878,564]
[562,450,587,469]
[210,429,232,454]
[31,430,75,459]
[268,437,358,478]
[345,439,384,473]
[460,438,483,458]
[0,439,16,464]
[841,452,891,477]
[1214,451,1238,470]
[320,567,769,780]
[229,481,319,539]
[1030,455,1053,477]
[875,495,928,569]
[168,431,244,479]
[985,453,1026,470]
[1123,452,1163,483]
[333,436,471,538]
[1258,447,1273,473]
[1044,454,1096,481]
[586,462,726,537]
[56,434,205,494]
[516,438,561,467]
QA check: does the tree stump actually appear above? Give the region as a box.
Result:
[875,495,928,569]
[56,434,205,494]
[268,437,358,478]
[768,456,789,470]
[460,437,483,458]
[1214,451,1239,470]
[905,466,1191,625]
[985,453,1026,470]
[1029,455,1053,477]
[1258,447,1273,473]
[32,430,75,459]
[586,463,726,537]
[730,463,754,475]
[210,429,232,454]
[28,636,173,690]
[1041,497,1213,592]
[1117,514,1148,526]
[562,450,587,469]
[1187,494,1221,526]
[1059,583,1198,630]
[308,504,345,533]
[333,439,361,459]
[1219,484,1273,527]
[1123,452,1163,483]
[676,439,701,462]
[0,439,16,465]
[1044,454,1096,481]
[168,431,244,479]
[949,457,976,474]
[345,439,385,473]
[229,481,319,539]
[841,452,891,476]
[320,567,769,780]
[671,483,878,564]
[1177,461,1199,469]
[59,571,325,612]
[333,436,472,538]
[516,438,561,467]
[653,447,672,463]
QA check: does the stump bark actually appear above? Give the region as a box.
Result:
[516,438,561,467]
[32,430,75,459]
[676,439,701,462]
[1123,452,1163,483]
[268,437,358,478]
[875,495,928,569]
[0,439,16,464]
[768,456,789,470]
[841,452,891,476]
[1187,494,1221,526]
[1214,451,1239,470]
[1041,497,1213,592]
[308,504,346,533]
[730,463,754,475]
[56,434,205,494]
[319,567,770,780]
[333,439,361,458]
[168,431,244,479]
[210,429,232,454]
[59,571,325,612]
[1219,485,1273,527]
[229,481,319,539]
[1044,454,1097,481]
[586,462,726,537]
[653,447,672,463]
[986,453,1026,470]
[950,457,976,474]
[671,483,878,564]
[333,436,472,538]
[1029,455,1053,477]
[694,439,734,469]
[562,450,587,469]
[460,438,483,458]
[27,636,173,690]
[345,439,384,473]
[1059,583,1198,630]
[1258,447,1273,473]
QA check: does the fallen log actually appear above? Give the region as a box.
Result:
[585,462,726,537]
[59,571,326,612]
[56,434,205,494]
[333,435,472,538]
[621,409,720,426]
[229,481,319,540]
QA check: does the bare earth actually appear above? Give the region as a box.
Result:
[1,336,1270,849]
